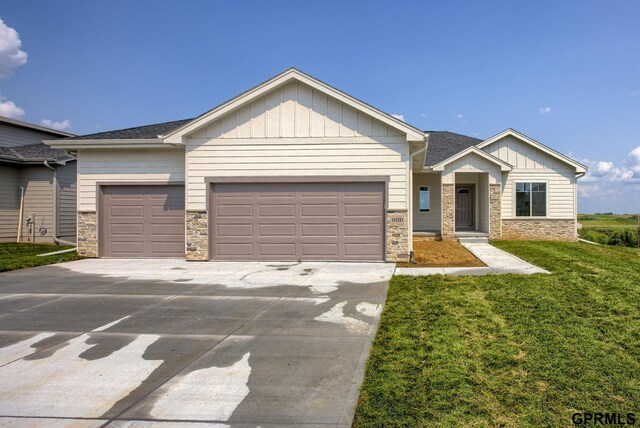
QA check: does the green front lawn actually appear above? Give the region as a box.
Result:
[0,243,82,272]
[355,241,640,427]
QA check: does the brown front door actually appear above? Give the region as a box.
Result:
[99,185,185,257]
[209,182,384,261]
[455,185,474,230]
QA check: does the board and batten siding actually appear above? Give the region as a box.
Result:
[76,149,185,212]
[19,167,55,242]
[0,165,20,241]
[441,152,502,184]
[186,82,410,211]
[483,136,577,219]
[57,161,77,240]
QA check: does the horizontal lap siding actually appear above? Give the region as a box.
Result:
[482,136,576,219]
[412,173,441,231]
[0,123,60,148]
[57,161,77,240]
[77,149,185,211]
[19,167,55,242]
[187,138,408,211]
[0,166,19,241]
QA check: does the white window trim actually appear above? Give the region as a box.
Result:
[513,180,549,218]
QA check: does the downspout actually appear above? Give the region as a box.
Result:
[408,133,430,262]
[43,161,58,244]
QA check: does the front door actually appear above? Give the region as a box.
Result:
[455,185,474,230]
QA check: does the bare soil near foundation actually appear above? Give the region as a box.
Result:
[397,238,485,268]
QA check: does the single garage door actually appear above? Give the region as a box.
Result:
[210,181,384,261]
[99,185,185,257]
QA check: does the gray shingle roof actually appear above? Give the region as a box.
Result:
[424,131,483,167]
[0,143,73,163]
[67,118,194,140]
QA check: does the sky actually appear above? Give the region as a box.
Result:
[1,0,639,213]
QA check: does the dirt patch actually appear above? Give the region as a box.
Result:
[397,238,486,268]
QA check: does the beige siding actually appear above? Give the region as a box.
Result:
[186,83,410,211]
[77,148,185,211]
[57,161,77,240]
[187,137,409,211]
[412,173,441,231]
[483,136,577,219]
[442,152,501,184]
[501,170,576,218]
[0,165,20,242]
[191,81,404,140]
[0,123,60,148]
[19,167,55,243]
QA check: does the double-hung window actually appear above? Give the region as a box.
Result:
[515,182,547,217]
[419,186,430,212]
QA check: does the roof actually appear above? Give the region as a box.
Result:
[66,118,194,140]
[430,146,512,171]
[0,143,74,164]
[0,116,76,138]
[424,131,483,166]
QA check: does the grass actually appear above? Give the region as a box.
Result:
[0,243,82,272]
[578,213,638,228]
[354,241,640,427]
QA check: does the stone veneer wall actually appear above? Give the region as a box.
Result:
[386,210,409,262]
[186,211,208,261]
[441,184,455,239]
[77,211,97,257]
[501,218,576,241]
[489,184,502,239]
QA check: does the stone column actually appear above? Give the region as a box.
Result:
[77,211,97,257]
[186,211,208,261]
[385,210,409,262]
[441,183,455,239]
[489,184,502,239]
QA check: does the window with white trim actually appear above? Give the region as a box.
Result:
[419,186,430,212]
[515,182,547,217]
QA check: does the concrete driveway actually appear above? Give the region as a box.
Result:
[0,259,394,427]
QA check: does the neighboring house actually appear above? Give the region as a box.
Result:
[0,116,77,244]
[46,68,587,262]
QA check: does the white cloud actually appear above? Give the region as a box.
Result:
[421,112,428,118]
[0,18,28,78]
[40,118,71,131]
[0,99,25,118]
[391,114,405,121]
[538,107,551,115]
[456,113,463,119]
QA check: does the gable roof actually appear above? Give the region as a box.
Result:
[424,131,483,167]
[477,128,588,173]
[162,68,426,144]
[66,118,193,140]
[430,146,512,171]
[0,116,76,138]
[0,143,74,164]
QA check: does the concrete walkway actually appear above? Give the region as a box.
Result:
[395,242,549,276]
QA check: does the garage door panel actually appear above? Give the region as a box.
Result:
[211,181,384,261]
[100,185,185,258]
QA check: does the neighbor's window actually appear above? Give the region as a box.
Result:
[515,182,547,216]
[419,186,430,212]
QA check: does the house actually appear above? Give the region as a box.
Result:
[0,116,77,244]
[46,68,587,262]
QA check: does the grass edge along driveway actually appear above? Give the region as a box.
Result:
[354,241,640,427]
[0,243,82,272]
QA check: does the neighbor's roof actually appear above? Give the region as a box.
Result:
[66,119,194,140]
[0,116,76,138]
[424,131,483,166]
[0,143,74,163]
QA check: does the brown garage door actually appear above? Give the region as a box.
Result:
[99,185,185,258]
[210,181,384,261]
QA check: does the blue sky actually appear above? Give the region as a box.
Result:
[1,0,639,213]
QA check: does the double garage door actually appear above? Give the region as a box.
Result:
[99,181,385,260]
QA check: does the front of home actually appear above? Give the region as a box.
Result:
[47,68,587,262]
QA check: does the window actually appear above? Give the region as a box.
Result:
[419,186,430,212]
[515,182,547,216]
